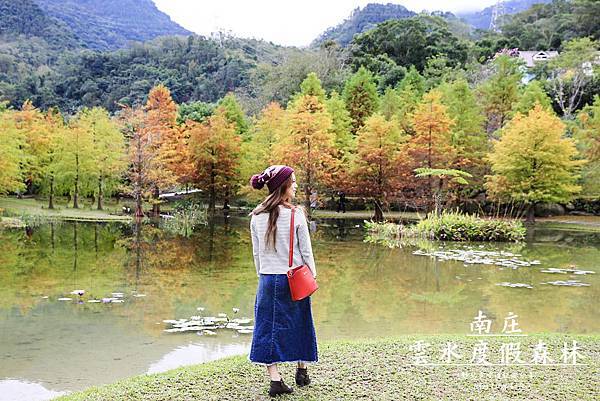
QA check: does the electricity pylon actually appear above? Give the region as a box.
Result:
[489,0,506,32]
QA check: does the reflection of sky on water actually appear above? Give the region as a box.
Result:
[147,340,251,374]
[0,217,599,398]
[0,379,66,401]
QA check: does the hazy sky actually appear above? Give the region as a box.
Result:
[152,0,499,47]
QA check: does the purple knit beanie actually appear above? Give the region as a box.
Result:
[250,165,294,194]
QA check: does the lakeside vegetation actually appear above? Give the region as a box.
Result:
[366,211,527,244]
[1,2,599,224]
[57,334,599,401]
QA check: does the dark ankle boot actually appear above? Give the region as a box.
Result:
[269,378,293,397]
[295,367,311,386]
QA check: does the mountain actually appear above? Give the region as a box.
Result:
[458,0,552,30]
[312,3,415,47]
[32,0,192,50]
[0,0,80,50]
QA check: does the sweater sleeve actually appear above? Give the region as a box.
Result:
[295,210,317,278]
[250,217,261,277]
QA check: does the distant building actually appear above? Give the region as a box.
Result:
[494,48,560,84]
[516,50,559,68]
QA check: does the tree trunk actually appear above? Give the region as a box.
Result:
[223,186,230,217]
[305,185,311,216]
[209,163,216,214]
[373,199,384,222]
[73,154,79,209]
[97,176,103,210]
[135,194,144,218]
[48,176,55,210]
[152,185,160,217]
[526,203,536,224]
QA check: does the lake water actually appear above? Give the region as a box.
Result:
[0,217,598,400]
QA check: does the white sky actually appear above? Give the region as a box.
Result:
[152,0,499,47]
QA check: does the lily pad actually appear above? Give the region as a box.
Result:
[496,282,533,289]
[541,280,590,287]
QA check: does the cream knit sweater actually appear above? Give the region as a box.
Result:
[250,205,317,278]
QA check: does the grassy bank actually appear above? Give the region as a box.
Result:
[313,209,422,220]
[59,334,598,401]
[0,197,132,222]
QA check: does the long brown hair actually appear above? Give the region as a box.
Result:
[251,175,294,250]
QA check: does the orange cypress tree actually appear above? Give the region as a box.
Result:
[239,102,286,201]
[274,94,337,211]
[402,90,456,211]
[144,84,180,215]
[351,113,404,221]
[188,108,241,213]
[118,105,152,218]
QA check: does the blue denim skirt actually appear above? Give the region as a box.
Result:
[248,273,318,365]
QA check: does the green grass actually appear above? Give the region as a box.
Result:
[313,209,422,220]
[0,196,133,222]
[58,334,599,400]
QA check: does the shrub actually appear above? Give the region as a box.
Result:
[365,211,526,244]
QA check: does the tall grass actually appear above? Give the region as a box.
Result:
[365,210,526,245]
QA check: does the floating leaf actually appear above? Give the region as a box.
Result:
[541,280,590,287]
[496,282,533,289]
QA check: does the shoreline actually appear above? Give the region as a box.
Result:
[2,197,599,230]
[57,333,599,400]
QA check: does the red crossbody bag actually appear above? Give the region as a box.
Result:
[287,206,319,301]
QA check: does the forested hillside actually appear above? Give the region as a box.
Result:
[0,0,80,49]
[458,0,552,30]
[312,3,415,46]
[0,0,598,116]
[1,0,598,215]
[33,0,191,50]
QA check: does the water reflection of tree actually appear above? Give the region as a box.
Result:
[194,218,241,267]
[0,223,125,312]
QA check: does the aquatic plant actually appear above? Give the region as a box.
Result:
[365,211,526,244]
[162,202,208,237]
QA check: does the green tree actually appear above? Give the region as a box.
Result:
[37,110,64,209]
[54,110,97,208]
[217,93,250,138]
[512,80,552,115]
[379,87,400,121]
[350,16,468,72]
[177,101,215,125]
[439,79,487,191]
[81,107,126,210]
[575,95,600,196]
[0,109,26,195]
[486,105,583,223]
[548,37,599,118]
[14,101,51,195]
[343,66,379,135]
[326,91,354,159]
[479,55,523,135]
[397,66,426,97]
[299,72,326,102]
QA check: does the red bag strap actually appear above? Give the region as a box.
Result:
[288,206,295,268]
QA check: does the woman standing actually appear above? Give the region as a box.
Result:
[248,165,318,397]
